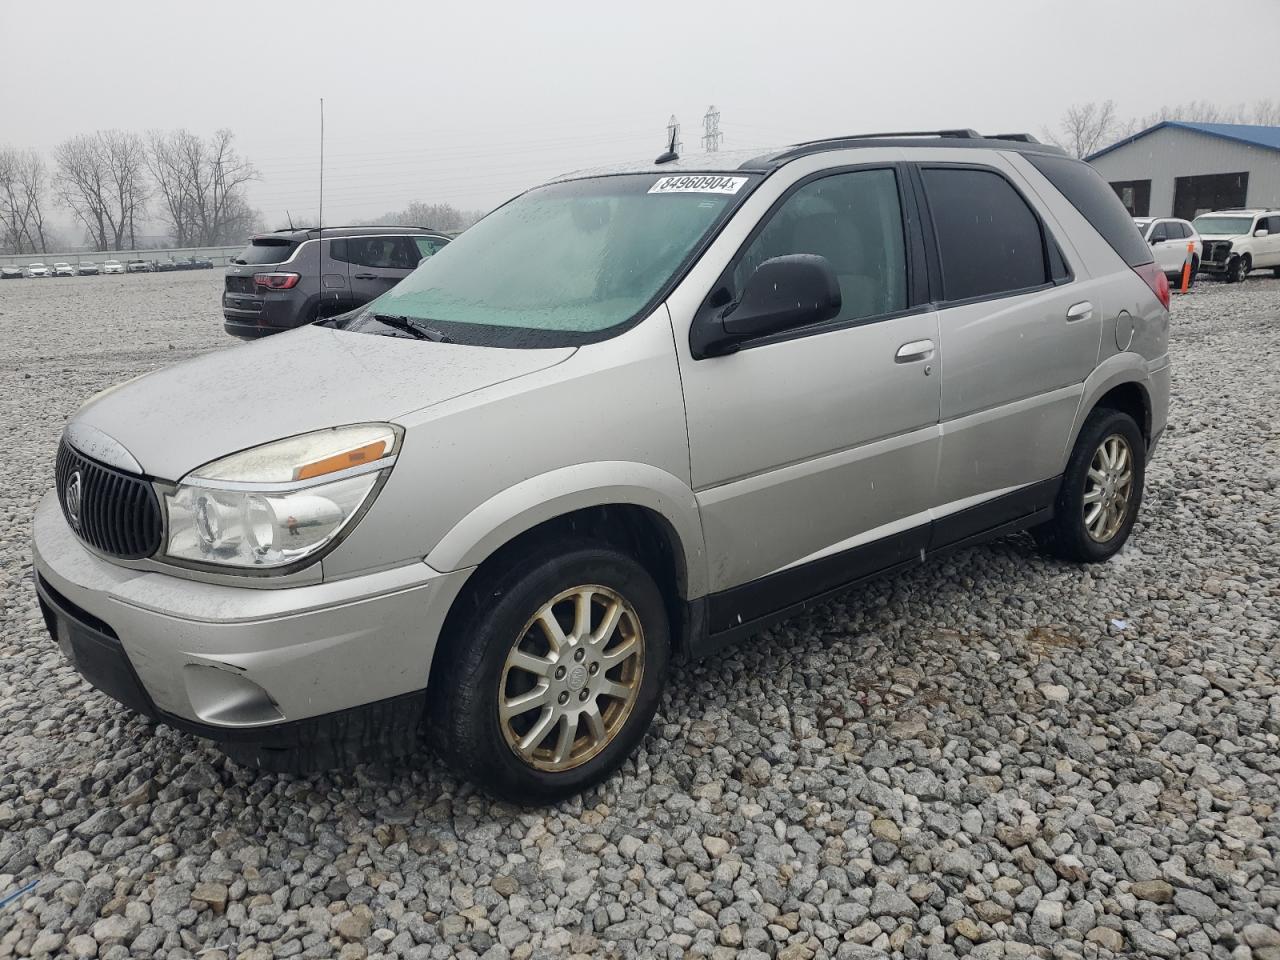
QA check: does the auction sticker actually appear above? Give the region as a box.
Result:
[649,175,747,195]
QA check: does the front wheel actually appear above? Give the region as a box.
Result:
[1033,407,1146,563]
[1228,254,1251,283]
[428,541,670,804]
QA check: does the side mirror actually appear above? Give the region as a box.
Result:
[1255,228,1270,237]
[699,254,840,356]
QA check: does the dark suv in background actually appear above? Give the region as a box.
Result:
[223,225,451,338]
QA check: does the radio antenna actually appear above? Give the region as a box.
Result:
[318,98,325,231]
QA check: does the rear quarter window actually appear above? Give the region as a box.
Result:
[1026,154,1153,267]
[235,239,299,265]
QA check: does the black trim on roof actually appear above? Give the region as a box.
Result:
[258,225,449,241]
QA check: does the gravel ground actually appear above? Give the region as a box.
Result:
[0,270,1277,960]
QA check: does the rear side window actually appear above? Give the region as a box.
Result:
[414,236,449,259]
[1026,154,1154,267]
[331,236,420,270]
[921,168,1049,302]
[234,239,299,265]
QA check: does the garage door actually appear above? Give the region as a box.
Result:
[1173,172,1249,221]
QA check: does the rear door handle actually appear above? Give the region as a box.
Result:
[353,272,378,280]
[1066,301,1094,322]
[895,338,935,363]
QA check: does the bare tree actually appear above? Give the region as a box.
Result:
[1044,101,1128,158]
[53,131,149,251]
[0,148,53,254]
[146,128,257,245]
[365,200,484,232]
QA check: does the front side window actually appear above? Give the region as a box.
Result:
[732,168,908,324]
[922,168,1050,301]
[1150,222,1170,242]
[328,173,756,347]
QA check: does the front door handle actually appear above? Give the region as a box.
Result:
[353,272,378,280]
[895,338,935,363]
[1066,301,1094,322]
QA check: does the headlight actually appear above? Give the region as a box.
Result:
[163,423,400,571]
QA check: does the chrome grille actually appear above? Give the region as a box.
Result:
[55,441,162,560]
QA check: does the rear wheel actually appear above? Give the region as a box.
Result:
[428,541,670,804]
[1272,266,1280,279]
[1033,407,1145,563]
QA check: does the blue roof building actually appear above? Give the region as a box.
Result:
[1086,121,1280,220]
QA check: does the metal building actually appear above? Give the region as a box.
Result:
[1087,121,1280,220]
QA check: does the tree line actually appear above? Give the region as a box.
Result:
[0,129,260,255]
[1044,99,1280,159]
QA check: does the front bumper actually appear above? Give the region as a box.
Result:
[32,492,471,769]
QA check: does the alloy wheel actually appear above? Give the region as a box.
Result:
[498,585,644,772]
[1083,433,1134,543]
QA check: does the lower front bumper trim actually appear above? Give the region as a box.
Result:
[35,572,426,772]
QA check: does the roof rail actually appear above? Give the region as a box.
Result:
[985,132,1040,143]
[792,129,981,146]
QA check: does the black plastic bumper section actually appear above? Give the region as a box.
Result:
[34,573,426,773]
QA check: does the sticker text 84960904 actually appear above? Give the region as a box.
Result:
[648,175,747,195]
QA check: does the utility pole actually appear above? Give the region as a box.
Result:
[666,115,683,155]
[702,105,722,152]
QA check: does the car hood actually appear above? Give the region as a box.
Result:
[1198,233,1245,241]
[70,325,575,480]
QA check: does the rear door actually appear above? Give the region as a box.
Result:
[918,160,1099,536]
[335,235,423,302]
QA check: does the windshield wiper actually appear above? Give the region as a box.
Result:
[368,313,453,343]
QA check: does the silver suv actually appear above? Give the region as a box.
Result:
[33,130,1170,802]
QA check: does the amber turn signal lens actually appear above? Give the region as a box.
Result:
[293,440,388,481]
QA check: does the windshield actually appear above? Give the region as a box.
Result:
[1193,215,1253,235]
[329,172,756,347]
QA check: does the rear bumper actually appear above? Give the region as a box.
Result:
[222,291,307,337]
[31,491,472,770]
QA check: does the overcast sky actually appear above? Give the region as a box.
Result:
[6,0,1279,234]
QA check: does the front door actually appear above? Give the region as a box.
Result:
[675,166,941,621]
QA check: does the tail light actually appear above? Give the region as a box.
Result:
[254,272,300,290]
[1132,262,1170,310]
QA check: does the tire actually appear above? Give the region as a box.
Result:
[1272,266,1280,279]
[1228,254,1250,283]
[427,540,670,804]
[1186,255,1198,288]
[1033,407,1145,563]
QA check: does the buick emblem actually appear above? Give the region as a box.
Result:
[65,470,83,530]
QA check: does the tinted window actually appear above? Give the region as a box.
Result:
[1028,154,1153,267]
[921,168,1048,301]
[414,236,449,259]
[234,239,298,265]
[733,168,907,323]
[331,236,420,270]
[1149,222,1169,242]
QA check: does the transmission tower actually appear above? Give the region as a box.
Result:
[702,105,722,152]
[666,115,683,155]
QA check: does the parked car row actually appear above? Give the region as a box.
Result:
[1134,208,1280,285]
[1,256,214,279]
